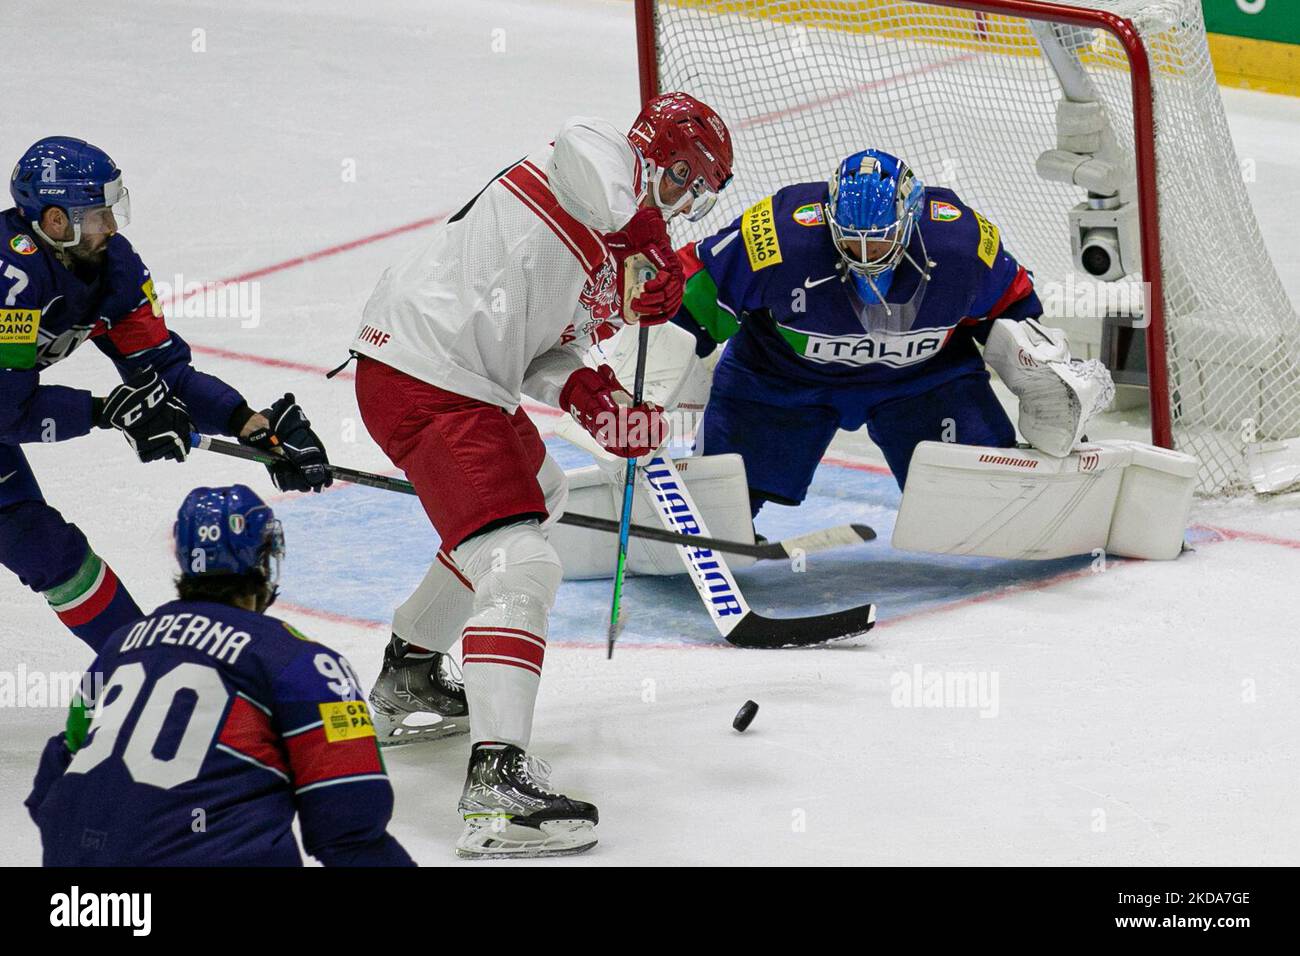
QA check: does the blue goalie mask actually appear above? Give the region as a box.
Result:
[827,149,925,307]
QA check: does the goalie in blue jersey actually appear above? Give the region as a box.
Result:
[671,149,1114,516]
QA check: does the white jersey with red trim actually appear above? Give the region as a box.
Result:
[351,117,641,411]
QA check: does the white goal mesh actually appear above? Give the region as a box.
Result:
[645,0,1299,493]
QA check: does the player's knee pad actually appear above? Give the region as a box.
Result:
[391,551,477,651]
[452,520,563,622]
[535,456,569,534]
[0,501,90,592]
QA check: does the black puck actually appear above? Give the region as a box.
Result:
[732,699,759,732]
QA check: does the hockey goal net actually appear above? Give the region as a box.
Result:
[637,0,1299,494]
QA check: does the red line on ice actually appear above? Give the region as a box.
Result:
[159,212,450,308]
[278,519,1300,646]
[874,564,1102,630]
[1191,524,1300,550]
[821,454,891,476]
[877,523,1300,629]
[168,210,561,419]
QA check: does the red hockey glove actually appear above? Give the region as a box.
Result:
[603,207,684,326]
[559,364,668,459]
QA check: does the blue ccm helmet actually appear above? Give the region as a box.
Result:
[174,485,285,608]
[827,149,923,305]
[9,136,131,249]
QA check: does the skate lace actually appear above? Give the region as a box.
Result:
[516,754,557,794]
[437,654,465,694]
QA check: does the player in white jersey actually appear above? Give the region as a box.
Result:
[348,93,734,858]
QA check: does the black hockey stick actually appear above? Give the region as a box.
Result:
[726,601,878,649]
[190,435,875,561]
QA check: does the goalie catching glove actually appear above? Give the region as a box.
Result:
[238,393,333,492]
[559,364,668,459]
[983,318,1116,457]
[603,207,683,325]
[94,369,192,463]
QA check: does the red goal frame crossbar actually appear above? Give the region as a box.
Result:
[634,0,1172,450]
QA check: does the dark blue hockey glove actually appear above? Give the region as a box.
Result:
[240,393,332,493]
[95,370,192,463]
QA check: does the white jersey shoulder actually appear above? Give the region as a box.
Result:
[351,117,641,411]
[548,116,642,234]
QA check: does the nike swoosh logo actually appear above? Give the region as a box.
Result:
[0,472,17,483]
[804,275,837,289]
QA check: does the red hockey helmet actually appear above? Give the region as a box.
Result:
[628,92,733,222]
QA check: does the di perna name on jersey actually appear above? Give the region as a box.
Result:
[671,183,1039,373]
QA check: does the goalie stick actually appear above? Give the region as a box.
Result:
[189,434,875,561]
[640,452,877,649]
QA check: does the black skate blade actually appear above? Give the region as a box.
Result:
[725,602,877,649]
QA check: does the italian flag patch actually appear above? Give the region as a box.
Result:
[46,550,120,628]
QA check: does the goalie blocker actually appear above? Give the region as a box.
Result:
[892,439,1197,561]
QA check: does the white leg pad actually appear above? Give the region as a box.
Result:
[451,521,562,748]
[549,453,757,579]
[892,440,1196,560]
[1105,442,1199,560]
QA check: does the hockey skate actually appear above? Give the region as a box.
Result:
[456,743,598,859]
[368,635,469,747]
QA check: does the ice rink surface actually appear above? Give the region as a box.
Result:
[2,0,1298,865]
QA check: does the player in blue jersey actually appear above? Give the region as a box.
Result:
[672,149,1113,515]
[1,137,332,651]
[25,484,414,867]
